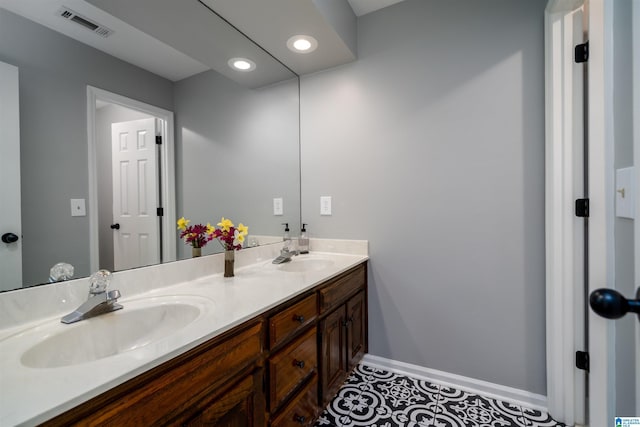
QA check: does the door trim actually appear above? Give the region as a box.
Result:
[544,1,586,424]
[87,86,176,272]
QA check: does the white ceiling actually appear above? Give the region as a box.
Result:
[1,0,408,86]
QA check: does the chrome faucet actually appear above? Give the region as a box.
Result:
[272,248,299,264]
[61,269,123,324]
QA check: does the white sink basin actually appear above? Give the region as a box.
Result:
[277,257,335,272]
[13,295,212,369]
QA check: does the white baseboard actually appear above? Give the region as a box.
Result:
[362,354,548,412]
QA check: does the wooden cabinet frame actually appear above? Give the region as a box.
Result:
[42,262,367,427]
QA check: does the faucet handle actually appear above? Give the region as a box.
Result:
[89,269,112,295]
[107,289,121,301]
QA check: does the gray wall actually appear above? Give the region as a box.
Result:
[301,0,547,394]
[95,105,153,272]
[0,9,173,286]
[613,0,636,416]
[173,71,299,259]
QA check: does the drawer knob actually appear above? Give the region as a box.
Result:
[293,359,305,368]
[294,414,306,424]
[293,314,305,323]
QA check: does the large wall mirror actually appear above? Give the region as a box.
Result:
[0,0,300,292]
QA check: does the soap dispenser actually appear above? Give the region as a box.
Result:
[299,223,309,254]
[282,223,291,251]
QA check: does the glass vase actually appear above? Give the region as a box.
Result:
[192,247,202,258]
[224,250,235,277]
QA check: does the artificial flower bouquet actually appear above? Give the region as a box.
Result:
[177,216,248,251]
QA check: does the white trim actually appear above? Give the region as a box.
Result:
[362,354,547,412]
[632,0,640,414]
[86,86,176,272]
[544,1,586,425]
[587,0,617,425]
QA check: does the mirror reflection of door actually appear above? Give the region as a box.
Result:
[0,61,22,291]
[95,102,162,271]
[111,118,161,271]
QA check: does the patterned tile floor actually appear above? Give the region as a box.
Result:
[314,364,565,427]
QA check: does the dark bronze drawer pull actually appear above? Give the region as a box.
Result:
[293,359,305,368]
[293,314,305,323]
[294,414,306,424]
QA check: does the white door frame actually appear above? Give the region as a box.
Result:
[632,0,640,413]
[87,86,176,272]
[544,1,587,425]
[587,0,617,425]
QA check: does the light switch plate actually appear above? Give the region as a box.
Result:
[320,196,332,216]
[70,198,86,217]
[615,167,635,219]
[273,197,283,216]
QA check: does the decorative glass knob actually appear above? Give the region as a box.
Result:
[89,269,111,295]
[49,262,75,283]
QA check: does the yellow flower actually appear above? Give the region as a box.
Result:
[217,217,233,232]
[177,217,190,230]
[206,223,215,235]
[237,223,249,236]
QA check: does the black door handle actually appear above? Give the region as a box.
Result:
[589,288,640,322]
[1,233,19,244]
[110,223,120,230]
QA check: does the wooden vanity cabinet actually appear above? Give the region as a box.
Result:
[180,368,265,426]
[42,321,265,427]
[319,264,367,405]
[41,261,367,427]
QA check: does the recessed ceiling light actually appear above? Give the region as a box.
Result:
[287,35,318,54]
[228,57,256,72]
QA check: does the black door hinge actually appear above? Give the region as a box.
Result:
[575,198,589,217]
[155,135,162,145]
[575,41,589,63]
[157,207,164,217]
[576,351,589,372]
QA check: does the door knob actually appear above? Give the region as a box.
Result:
[1,233,19,244]
[110,223,120,230]
[589,288,640,322]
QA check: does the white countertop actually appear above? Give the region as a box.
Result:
[0,241,368,426]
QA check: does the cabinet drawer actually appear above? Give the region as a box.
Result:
[319,265,365,313]
[269,327,317,411]
[271,375,318,427]
[269,293,317,348]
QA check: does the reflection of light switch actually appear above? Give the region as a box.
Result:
[320,196,332,216]
[615,167,635,219]
[70,199,86,217]
[273,198,283,216]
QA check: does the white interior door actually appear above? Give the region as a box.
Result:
[111,118,160,271]
[0,61,22,291]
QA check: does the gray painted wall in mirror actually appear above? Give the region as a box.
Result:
[0,8,300,290]
[301,0,547,394]
[0,9,174,287]
[174,71,300,260]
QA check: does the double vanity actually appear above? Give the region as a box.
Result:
[0,239,368,426]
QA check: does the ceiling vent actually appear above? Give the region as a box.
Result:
[57,7,114,38]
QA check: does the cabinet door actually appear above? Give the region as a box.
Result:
[185,370,264,427]
[320,306,347,404]
[346,291,366,369]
